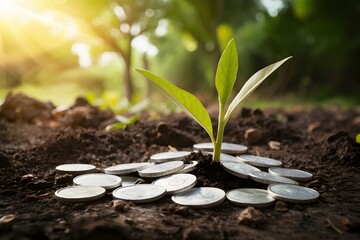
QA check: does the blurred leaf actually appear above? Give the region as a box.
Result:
[356,134,360,144]
[129,98,150,114]
[215,39,238,105]
[106,114,139,131]
[217,24,233,52]
[182,32,198,52]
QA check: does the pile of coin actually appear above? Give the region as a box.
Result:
[54,142,319,208]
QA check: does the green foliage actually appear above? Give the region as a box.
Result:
[136,39,291,162]
[134,68,214,143]
[225,56,292,121]
[236,0,360,99]
[215,39,238,105]
[105,115,139,131]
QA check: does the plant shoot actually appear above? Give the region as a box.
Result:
[135,39,291,162]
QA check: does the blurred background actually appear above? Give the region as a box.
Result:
[1,0,359,112]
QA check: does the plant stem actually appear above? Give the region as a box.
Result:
[213,103,226,162]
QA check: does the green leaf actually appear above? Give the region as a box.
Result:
[224,56,292,121]
[105,115,139,131]
[215,39,238,105]
[134,68,215,142]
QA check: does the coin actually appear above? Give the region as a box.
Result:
[172,187,225,208]
[236,155,282,168]
[152,173,197,195]
[178,161,198,173]
[222,161,261,179]
[121,176,140,187]
[55,164,97,175]
[104,162,153,175]
[203,151,240,163]
[112,184,166,203]
[267,184,320,204]
[73,173,122,189]
[193,142,247,154]
[149,151,192,163]
[250,171,299,185]
[55,186,106,202]
[138,161,184,178]
[218,153,240,162]
[226,188,276,207]
[268,167,313,181]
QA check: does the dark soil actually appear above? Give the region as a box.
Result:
[1,93,360,240]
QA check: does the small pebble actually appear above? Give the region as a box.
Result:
[268,141,281,150]
[275,201,288,212]
[55,174,73,185]
[237,207,264,227]
[245,128,263,144]
[111,200,132,212]
[0,214,16,229]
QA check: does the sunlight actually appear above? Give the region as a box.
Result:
[0,0,20,17]
[0,0,88,66]
[132,35,158,56]
[71,43,92,68]
[155,19,168,37]
[261,0,284,17]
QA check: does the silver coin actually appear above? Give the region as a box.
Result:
[112,184,166,203]
[149,151,192,163]
[172,187,225,208]
[193,142,247,154]
[250,171,299,185]
[55,164,97,175]
[73,173,122,189]
[178,161,198,173]
[138,161,184,178]
[121,176,140,187]
[219,153,240,162]
[268,184,320,204]
[152,173,197,195]
[268,167,313,181]
[104,162,153,175]
[222,161,261,179]
[203,151,240,163]
[226,188,276,208]
[55,186,106,202]
[236,155,282,168]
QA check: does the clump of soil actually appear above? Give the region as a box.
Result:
[0,94,360,240]
[0,92,54,123]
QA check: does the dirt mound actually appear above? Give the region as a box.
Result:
[1,94,360,240]
[0,92,54,123]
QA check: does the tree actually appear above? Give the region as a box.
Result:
[62,0,166,100]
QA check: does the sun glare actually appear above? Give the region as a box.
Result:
[0,0,86,66]
[0,0,19,17]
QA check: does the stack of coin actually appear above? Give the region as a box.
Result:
[53,146,319,207]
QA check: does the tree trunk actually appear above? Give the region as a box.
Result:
[142,53,152,98]
[123,37,133,101]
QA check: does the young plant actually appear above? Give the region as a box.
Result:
[135,39,291,162]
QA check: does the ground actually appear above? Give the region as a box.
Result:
[0,93,360,240]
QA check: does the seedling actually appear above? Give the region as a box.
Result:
[135,39,291,162]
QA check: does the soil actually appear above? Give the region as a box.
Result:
[1,92,360,240]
